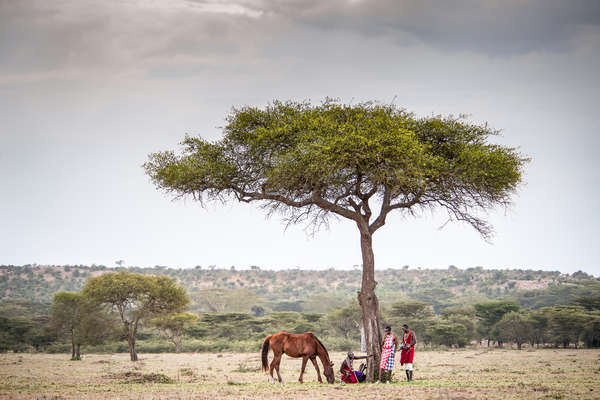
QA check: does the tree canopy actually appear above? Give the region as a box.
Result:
[144,100,526,238]
[51,291,115,360]
[83,271,188,361]
[151,312,198,353]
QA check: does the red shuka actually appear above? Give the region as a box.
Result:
[400,331,415,364]
[340,362,358,384]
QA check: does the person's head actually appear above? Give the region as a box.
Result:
[402,324,409,333]
[347,351,354,359]
[384,326,392,335]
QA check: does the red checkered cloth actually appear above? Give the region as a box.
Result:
[379,334,396,370]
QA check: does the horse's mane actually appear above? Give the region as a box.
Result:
[313,334,330,361]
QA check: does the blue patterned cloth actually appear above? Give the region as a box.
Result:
[384,346,395,370]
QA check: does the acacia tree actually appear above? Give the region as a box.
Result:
[494,312,532,350]
[144,100,526,379]
[51,291,115,360]
[151,312,198,353]
[474,300,520,347]
[83,271,189,361]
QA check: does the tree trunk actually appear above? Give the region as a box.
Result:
[75,343,81,360]
[125,320,139,361]
[356,229,382,382]
[71,328,76,360]
[517,341,522,350]
[128,335,138,361]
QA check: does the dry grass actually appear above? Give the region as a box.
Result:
[0,349,599,399]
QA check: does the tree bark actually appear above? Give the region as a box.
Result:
[71,328,76,360]
[356,229,382,382]
[75,343,81,360]
[126,321,138,361]
[128,335,138,361]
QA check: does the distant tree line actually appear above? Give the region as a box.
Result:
[1,269,599,355]
[1,264,596,314]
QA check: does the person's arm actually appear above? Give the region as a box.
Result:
[353,355,368,360]
[410,332,417,348]
[340,360,350,376]
[393,333,400,351]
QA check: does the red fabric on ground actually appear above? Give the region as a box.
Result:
[341,364,357,383]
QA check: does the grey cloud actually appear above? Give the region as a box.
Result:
[251,0,600,55]
[0,0,262,77]
[2,0,598,83]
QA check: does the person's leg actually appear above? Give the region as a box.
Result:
[406,363,413,381]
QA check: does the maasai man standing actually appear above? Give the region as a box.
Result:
[378,326,399,383]
[400,324,416,381]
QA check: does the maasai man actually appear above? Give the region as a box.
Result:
[340,351,369,383]
[400,324,416,381]
[378,326,399,383]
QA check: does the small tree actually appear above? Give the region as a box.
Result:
[145,100,526,379]
[326,300,362,340]
[545,306,587,348]
[51,291,115,360]
[474,300,520,347]
[51,292,83,360]
[251,305,265,317]
[581,316,600,348]
[386,301,435,341]
[83,271,189,361]
[526,310,548,348]
[426,320,467,347]
[151,312,198,352]
[494,312,532,350]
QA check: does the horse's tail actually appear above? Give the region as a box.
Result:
[261,335,272,372]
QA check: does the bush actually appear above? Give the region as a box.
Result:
[45,343,71,353]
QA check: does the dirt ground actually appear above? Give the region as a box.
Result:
[1,349,599,399]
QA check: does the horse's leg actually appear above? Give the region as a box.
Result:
[274,355,283,383]
[309,356,323,383]
[269,352,281,383]
[299,356,308,384]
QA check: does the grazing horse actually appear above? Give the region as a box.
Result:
[261,332,335,384]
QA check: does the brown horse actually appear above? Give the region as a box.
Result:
[261,332,335,384]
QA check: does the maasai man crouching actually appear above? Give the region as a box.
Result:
[400,323,416,381]
[340,351,370,383]
[377,326,399,383]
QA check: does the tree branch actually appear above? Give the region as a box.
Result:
[232,186,361,222]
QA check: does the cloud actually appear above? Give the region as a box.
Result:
[0,0,264,79]
[252,0,600,55]
[1,0,598,85]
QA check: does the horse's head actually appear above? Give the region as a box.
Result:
[324,361,335,384]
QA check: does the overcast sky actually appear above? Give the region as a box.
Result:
[1,0,599,274]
